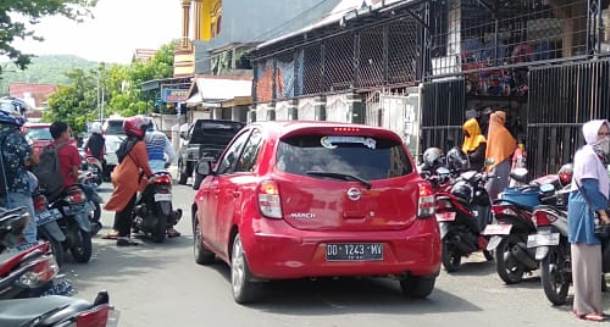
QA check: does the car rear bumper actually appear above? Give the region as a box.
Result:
[241,218,441,280]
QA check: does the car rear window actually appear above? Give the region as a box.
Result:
[276,134,413,181]
[26,128,52,141]
[191,121,244,145]
[105,121,124,135]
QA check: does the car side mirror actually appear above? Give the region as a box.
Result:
[180,131,188,140]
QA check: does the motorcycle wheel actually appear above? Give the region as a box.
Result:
[151,214,167,243]
[541,247,570,306]
[71,228,93,263]
[495,235,525,284]
[442,239,462,273]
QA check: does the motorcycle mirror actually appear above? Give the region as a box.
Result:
[197,160,214,176]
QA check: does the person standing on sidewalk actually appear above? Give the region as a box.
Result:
[484,111,517,199]
[568,119,610,322]
[104,116,153,246]
[0,101,38,245]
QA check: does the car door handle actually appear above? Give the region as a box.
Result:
[232,191,241,198]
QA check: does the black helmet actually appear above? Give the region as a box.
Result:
[451,180,474,203]
[422,147,445,170]
[446,147,469,173]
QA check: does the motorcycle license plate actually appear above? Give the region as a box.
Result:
[36,209,62,225]
[436,212,456,222]
[482,224,513,236]
[527,233,560,248]
[154,193,172,202]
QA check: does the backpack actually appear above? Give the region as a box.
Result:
[32,144,65,200]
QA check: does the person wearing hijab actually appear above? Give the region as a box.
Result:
[568,120,610,322]
[104,116,153,246]
[462,118,487,171]
[485,111,517,199]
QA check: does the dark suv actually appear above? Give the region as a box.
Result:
[177,119,244,185]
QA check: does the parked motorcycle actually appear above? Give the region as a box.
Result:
[436,170,494,272]
[0,290,119,327]
[78,174,103,237]
[32,192,66,267]
[0,208,59,299]
[485,164,572,284]
[133,172,182,243]
[81,155,103,187]
[47,186,93,263]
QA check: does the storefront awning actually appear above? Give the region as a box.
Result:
[186,93,202,108]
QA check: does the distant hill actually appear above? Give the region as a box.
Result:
[0,55,98,95]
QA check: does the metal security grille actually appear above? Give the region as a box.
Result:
[420,78,466,151]
[430,0,597,79]
[527,58,610,177]
[252,3,425,103]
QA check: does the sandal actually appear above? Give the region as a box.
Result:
[583,314,606,322]
[102,232,119,240]
[167,228,181,238]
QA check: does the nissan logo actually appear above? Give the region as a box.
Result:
[347,188,362,201]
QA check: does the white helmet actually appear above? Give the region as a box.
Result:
[90,122,103,134]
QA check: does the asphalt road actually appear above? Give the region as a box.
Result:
[62,183,609,327]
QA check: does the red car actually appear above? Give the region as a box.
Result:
[23,123,54,160]
[192,122,441,303]
[23,123,78,160]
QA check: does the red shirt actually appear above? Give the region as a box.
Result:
[55,141,81,187]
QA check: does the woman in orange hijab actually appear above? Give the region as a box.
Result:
[485,111,517,199]
[462,118,487,171]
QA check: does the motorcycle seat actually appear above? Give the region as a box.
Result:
[0,295,89,326]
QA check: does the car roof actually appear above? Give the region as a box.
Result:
[250,121,402,140]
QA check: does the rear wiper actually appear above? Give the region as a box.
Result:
[306,171,372,189]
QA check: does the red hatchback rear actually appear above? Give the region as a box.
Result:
[192,122,441,303]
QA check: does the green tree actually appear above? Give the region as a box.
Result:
[0,0,97,75]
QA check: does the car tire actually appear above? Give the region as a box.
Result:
[178,160,189,185]
[193,208,214,265]
[400,276,436,299]
[193,173,204,190]
[231,234,261,304]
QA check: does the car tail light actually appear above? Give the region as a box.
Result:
[34,195,48,213]
[16,255,59,289]
[152,175,172,186]
[417,182,436,218]
[258,180,282,219]
[73,304,112,327]
[533,210,557,227]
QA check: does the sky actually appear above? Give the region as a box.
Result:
[11,0,183,64]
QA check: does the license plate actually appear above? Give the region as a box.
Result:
[527,233,560,248]
[36,209,61,225]
[436,212,456,222]
[154,193,172,202]
[482,224,513,235]
[326,243,383,261]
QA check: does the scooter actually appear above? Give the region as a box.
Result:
[0,208,59,299]
[78,174,103,237]
[133,172,182,243]
[436,170,494,272]
[81,155,103,187]
[32,192,66,267]
[47,186,93,263]
[485,165,572,284]
[0,290,119,327]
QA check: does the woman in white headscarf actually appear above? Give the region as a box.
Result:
[569,119,610,321]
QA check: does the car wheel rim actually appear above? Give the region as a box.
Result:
[232,239,245,295]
